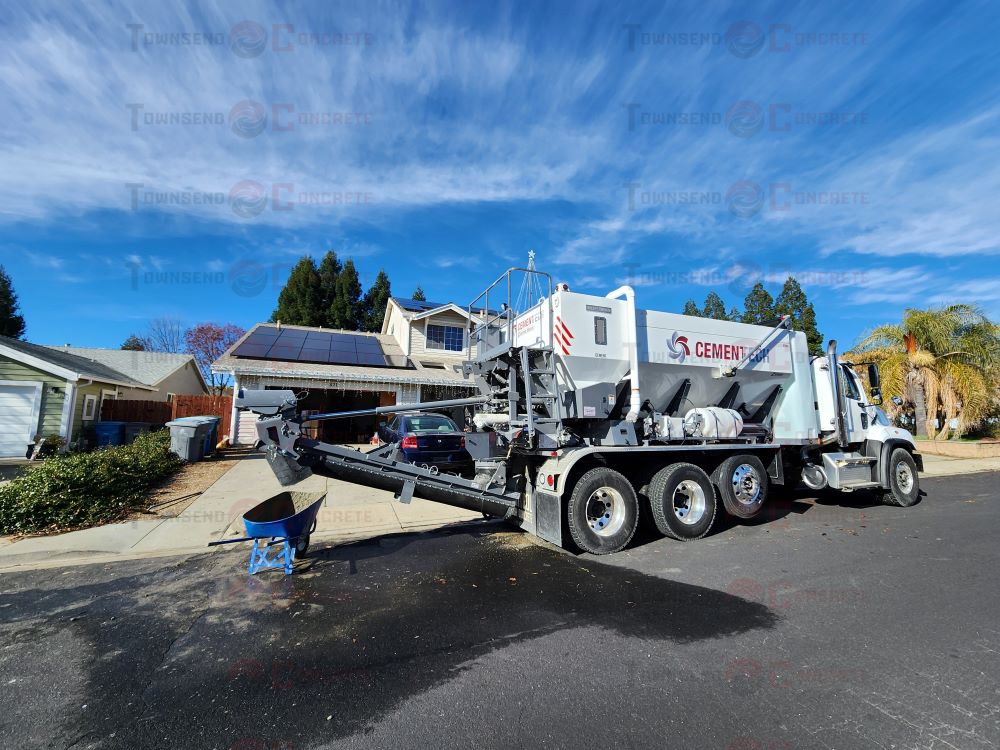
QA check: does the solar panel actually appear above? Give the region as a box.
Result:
[300,348,330,362]
[329,349,358,365]
[356,352,386,366]
[231,328,408,368]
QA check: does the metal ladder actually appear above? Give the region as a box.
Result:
[519,346,562,440]
[467,266,564,442]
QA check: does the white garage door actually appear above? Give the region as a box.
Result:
[0,382,41,457]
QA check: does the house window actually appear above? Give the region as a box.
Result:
[594,316,608,346]
[426,324,464,352]
[82,395,98,421]
[166,393,176,403]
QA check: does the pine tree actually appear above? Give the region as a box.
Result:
[727,306,742,322]
[0,265,26,339]
[702,292,729,320]
[361,270,392,332]
[317,250,342,326]
[270,256,322,326]
[740,282,776,325]
[121,335,146,351]
[682,299,701,316]
[775,276,824,355]
[330,260,362,330]
[411,286,426,302]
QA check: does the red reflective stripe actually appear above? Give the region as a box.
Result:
[552,329,565,348]
[557,318,574,339]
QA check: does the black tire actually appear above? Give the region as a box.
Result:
[295,535,310,556]
[712,455,769,520]
[566,467,639,555]
[648,463,718,540]
[880,448,920,507]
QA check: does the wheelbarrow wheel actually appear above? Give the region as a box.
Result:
[295,535,310,556]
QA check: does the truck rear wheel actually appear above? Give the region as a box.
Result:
[566,467,639,555]
[648,463,717,540]
[712,455,768,519]
[879,448,920,507]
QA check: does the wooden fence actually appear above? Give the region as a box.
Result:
[172,395,233,439]
[101,395,232,440]
[100,399,171,424]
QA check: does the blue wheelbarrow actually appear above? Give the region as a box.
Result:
[209,491,325,575]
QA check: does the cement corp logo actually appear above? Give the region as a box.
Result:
[667,332,690,362]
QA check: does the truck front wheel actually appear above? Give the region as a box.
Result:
[566,467,639,555]
[712,455,769,520]
[648,463,718,540]
[880,448,920,507]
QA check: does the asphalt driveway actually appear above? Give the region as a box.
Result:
[1,472,998,749]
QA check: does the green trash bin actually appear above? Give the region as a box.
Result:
[166,419,208,462]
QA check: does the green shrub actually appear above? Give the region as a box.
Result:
[0,430,183,535]
[40,434,67,457]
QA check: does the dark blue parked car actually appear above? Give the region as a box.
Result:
[378,412,473,475]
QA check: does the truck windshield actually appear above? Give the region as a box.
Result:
[404,416,457,432]
[872,407,892,427]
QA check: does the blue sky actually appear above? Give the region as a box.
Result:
[2,0,999,348]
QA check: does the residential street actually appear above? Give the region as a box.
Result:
[2,472,998,750]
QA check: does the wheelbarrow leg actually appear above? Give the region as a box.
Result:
[248,538,265,575]
[247,537,296,576]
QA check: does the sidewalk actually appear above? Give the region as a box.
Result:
[0,453,482,572]
[1,450,997,572]
[920,452,1000,477]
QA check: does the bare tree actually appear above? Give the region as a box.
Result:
[140,318,185,353]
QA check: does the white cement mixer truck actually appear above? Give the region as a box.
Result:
[239,267,922,555]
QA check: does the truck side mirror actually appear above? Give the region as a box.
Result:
[867,363,883,405]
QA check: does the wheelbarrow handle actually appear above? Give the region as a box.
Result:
[208,537,254,547]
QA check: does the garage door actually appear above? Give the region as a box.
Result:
[0,383,41,457]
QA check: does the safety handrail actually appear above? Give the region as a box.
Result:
[466,267,554,360]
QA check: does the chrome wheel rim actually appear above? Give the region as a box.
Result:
[731,464,761,506]
[896,462,913,493]
[672,480,706,525]
[586,487,626,536]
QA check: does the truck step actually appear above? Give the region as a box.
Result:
[839,481,882,491]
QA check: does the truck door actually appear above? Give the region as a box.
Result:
[839,364,869,444]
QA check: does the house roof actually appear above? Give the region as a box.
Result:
[211,323,473,388]
[392,296,450,313]
[43,346,207,392]
[0,336,153,389]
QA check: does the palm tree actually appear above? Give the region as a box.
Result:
[850,305,1000,439]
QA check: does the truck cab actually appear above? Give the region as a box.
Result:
[807,346,922,504]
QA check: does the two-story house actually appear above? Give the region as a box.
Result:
[213,297,483,445]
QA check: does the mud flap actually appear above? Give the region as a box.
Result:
[534,489,563,547]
